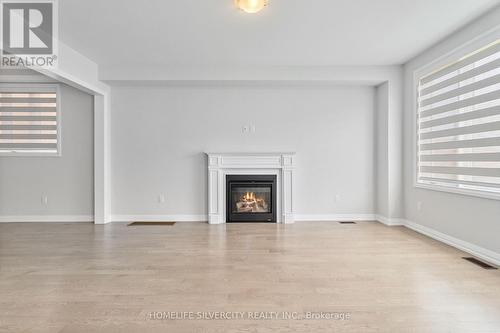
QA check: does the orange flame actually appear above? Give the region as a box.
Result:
[243,192,256,201]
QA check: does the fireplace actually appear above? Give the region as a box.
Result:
[206,152,295,224]
[226,175,277,223]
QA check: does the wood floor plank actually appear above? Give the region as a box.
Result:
[0,221,499,332]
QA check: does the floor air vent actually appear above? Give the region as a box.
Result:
[128,222,176,226]
[339,221,356,224]
[463,257,497,270]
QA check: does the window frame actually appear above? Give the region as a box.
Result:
[412,29,500,201]
[0,83,61,157]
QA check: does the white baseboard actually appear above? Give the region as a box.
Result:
[110,215,208,222]
[376,216,500,266]
[0,215,94,223]
[403,219,500,267]
[295,214,376,222]
[375,214,405,226]
[116,214,376,223]
[3,213,497,266]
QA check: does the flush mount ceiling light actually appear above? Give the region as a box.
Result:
[235,0,268,13]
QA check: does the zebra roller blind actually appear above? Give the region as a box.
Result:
[417,40,500,197]
[0,85,59,155]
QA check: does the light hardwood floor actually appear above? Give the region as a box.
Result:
[0,221,499,332]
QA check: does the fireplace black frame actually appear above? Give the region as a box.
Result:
[226,175,277,223]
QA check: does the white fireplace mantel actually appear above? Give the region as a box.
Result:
[205,152,296,224]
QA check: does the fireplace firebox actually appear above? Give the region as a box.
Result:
[226,175,277,223]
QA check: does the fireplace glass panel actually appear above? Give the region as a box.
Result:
[231,186,271,213]
[226,175,276,223]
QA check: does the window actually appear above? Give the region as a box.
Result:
[417,40,500,199]
[0,84,60,156]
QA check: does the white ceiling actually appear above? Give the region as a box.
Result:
[59,0,500,67]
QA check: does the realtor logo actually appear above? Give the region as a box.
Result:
[1,0,57,67]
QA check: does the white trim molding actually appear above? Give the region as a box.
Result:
[112,214,377,223]
[375,215,405,226]
[206,152,296,224]
[376,217,500,266]
[0,215,94,223]
[375,218,499,266]
[391,219,500,267]
[296,214,376,222]
[111,215,207,222]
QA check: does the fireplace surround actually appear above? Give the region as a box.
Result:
[205,152,296,224]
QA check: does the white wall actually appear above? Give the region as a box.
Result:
[0,82,94,221]
[403,7,500,254]
[31,39,111,224]
[375,82,389,217]
[374,73,404,224]
[110,85,375,219]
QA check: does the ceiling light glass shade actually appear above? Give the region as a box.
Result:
[235,0,268,13]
